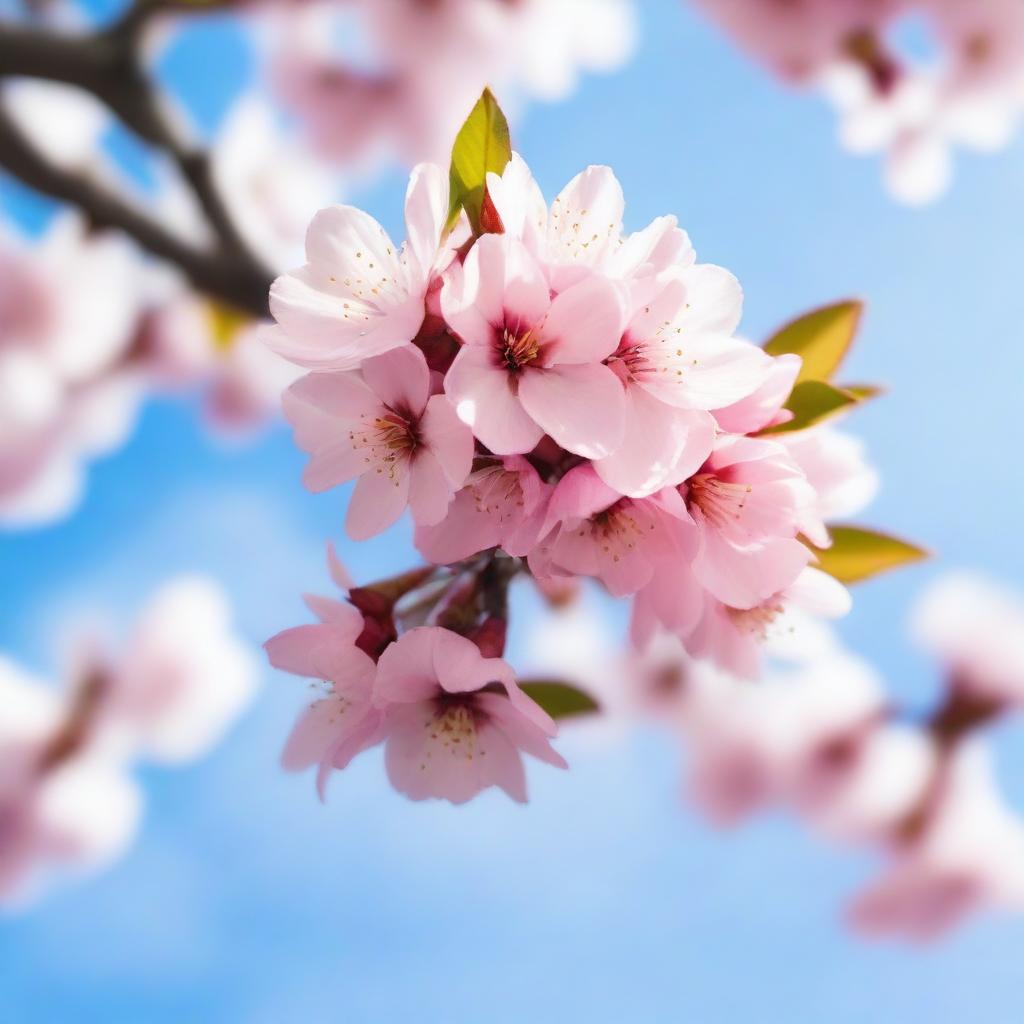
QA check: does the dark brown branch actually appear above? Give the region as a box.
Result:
[0,13,273,316]
[0,103,271,315]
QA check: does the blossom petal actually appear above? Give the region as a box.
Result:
[548,165,624,266]
[644,333,773,412]
[361,345,430,418]
[407,448,454,526]
[404,162,447,279]
[445,345,544,455]
[694,528,810,610]
[518,363,626,459]
[595,389,716,498]
[345,459,410,540]
[374,628,443,705]
[269,206,425,370]
[542,273,624,365]
[420,394,473,487]
[282,372,380,447]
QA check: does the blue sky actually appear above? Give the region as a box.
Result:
[3,0,1024,1020]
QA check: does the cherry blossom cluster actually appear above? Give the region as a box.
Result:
[0,578,256,907]
[262,0,636,167]
[691,0,1024,203]
[266,546,565,803]
[263,119,888,804]
[525,570,1024,942]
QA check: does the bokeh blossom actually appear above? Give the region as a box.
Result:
[265,0,637,167]
[0,215,143,526]
[691,0,1024,203]
[0,578,256,906]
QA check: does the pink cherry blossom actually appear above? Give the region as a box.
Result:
[372,627,566,804]
[848,743,1024,941]
[414,455,550,565]
[681,647,886,825]
[487,157,692,287]
[267,0,636,167]
[928,0,1024,95]
[264,550,394,793]
[442,233,627,458]
[682,435,814,610]
[0,215,144,527]
[596,268,770,496]
[690,0,899,84]
[696,0,1024,203]
[283,345,473,540]
[804,724,936,844]
[0,748,141,907]
[267,162,459,370]
[912,572,1024,708]
[0,657,140,906]
[679,566,853,679]
[265,602,381,788]
[713,352,802,435]
[107,578,258,764]
[1,575,258,906]
[778,424,880,546]
[531,464,694,598]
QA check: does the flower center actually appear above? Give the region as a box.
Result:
[607,329,691,389]
[726,599,786,641]
[430,695,483,761]
[687,473,753,529]
[500,325,541,373]
[589,501,652,562]
[350,411,418,460]
[469,464,525,523]
[607,338,649,384]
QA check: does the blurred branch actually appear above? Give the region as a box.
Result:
[0,12,273,316]
[0,104,271,313]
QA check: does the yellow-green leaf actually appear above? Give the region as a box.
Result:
[518,680,599,720]
[807,526,929,584]
[841,383,884,402]
[762,380,859,434]
[204,301,250,354]
[764,300,863,383]
[447,88,511,233]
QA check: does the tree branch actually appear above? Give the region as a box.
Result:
[0,103,271,315]
[0,12,273,316]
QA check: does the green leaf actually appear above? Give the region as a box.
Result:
[841,383,884,402]
[807,526,929,584]
[447,88,512,234]
[764,300,863,383]
[518,680,600,720]
[762,380,859,434]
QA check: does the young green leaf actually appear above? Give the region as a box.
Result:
[447,88,512,234]
[841,383,884,402]
[762,380,859,434]
[518,680,600,720]
[763,300,863,383]
[807,526,929,584]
